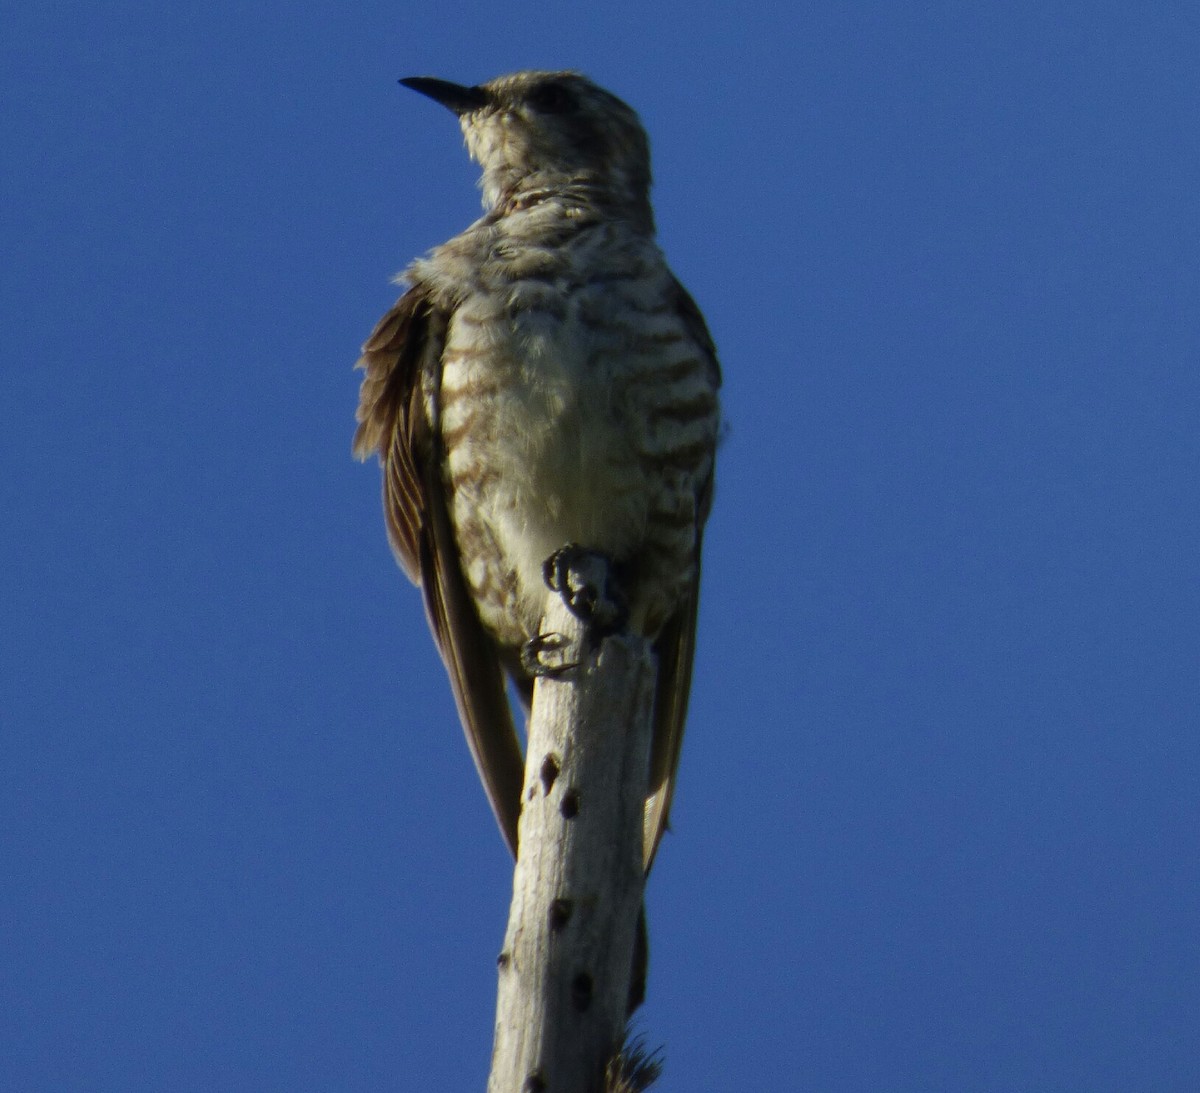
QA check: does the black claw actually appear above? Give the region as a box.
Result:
[520,632,579,678]
[542,544,629,639]
[542,548,569,593]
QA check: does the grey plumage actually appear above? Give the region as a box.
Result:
[354,70,720,868]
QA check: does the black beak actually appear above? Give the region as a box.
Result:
[399,77,489,115]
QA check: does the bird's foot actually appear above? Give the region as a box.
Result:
[519,632,579,678]
[542,544,629,638]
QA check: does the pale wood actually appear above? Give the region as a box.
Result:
[488,590,657,1093]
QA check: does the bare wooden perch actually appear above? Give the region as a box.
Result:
[488,589,658,1093]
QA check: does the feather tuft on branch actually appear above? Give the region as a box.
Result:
[605,1031,664,1092]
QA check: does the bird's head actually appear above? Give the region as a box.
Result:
[400,71,653,227]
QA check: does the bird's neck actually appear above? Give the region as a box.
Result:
[484,168,655,235]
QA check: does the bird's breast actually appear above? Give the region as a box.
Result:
[432,243,718,648]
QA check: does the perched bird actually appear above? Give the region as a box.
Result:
[354,70,720,873]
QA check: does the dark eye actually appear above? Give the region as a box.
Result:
[528,82,576,114]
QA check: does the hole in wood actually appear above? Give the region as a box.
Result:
[540,754,560,795]
[523,1071,547,1093]
[496,950,510,969]
[548,898,573,932]
[560,788,580,819]
[571,971,594,1012]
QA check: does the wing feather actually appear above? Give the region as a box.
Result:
[355,286,525,856]
[641,278,721,869]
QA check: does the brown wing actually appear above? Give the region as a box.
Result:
[355,285,525,857]
[641,277,721,869]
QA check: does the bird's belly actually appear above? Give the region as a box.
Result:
[439,322,649,647]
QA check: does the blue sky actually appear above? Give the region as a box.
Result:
[3,2,1198,1089]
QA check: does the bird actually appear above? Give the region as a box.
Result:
[353,70,720,877]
